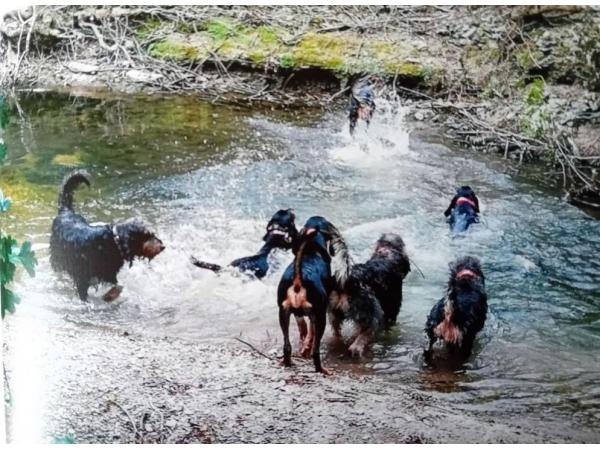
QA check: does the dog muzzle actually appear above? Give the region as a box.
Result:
[266,224,292,243]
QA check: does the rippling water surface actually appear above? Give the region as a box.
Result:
[2,92,599,441]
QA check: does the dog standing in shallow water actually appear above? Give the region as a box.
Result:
[330,233,411,357]
[444,186,480,233]
[190,209,298,279]
[50,171,165,301]
[277,216,350,374]
[425,256,487,359]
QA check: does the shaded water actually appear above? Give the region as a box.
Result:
[2,93,600,441]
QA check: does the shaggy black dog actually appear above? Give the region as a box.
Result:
[330,233,411,357]
[425,256,487,359]
[49,171,165,301]
[190,209,298,279]
[349,82,376,136]
[277,216,350,374]
[444,186,480,233]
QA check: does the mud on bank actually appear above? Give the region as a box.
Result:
[4,319,598,444]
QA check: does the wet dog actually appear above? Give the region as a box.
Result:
[444,186,480,233]
[190,209,298,279]
[277,216,350,374]
[349,82,376,136]
[49,171,165,301]
[425,256,487,359]
[330,233,411,357]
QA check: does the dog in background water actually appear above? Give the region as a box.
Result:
[425,256,487,359]
[191,209,298,279]
[349,82,375,136]
[444,186,480,233]
[50,170,165,301]
[277,216,350,374]
[330,233,411,357]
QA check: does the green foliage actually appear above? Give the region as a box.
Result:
[526,78,546,107]
[1,284,20,317]
[279,53,294,69]
[0,95,9,129]
[0,197,38,318]
[0,95,37,319]
[52,435,76,444]
[521,79,550,140]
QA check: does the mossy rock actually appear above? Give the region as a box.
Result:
[147,18,438,84]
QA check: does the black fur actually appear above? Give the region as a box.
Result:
[425,256,487,358]
[330,233,411,356]
[444,186,480,233]
[349,83,376,136]
[49,170,165,301]
[191,209,298,279]
[277,216,349,374]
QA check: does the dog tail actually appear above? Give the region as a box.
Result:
[287,240,310,309]
[58,170,91,211]
[190,256,223,273]
[326,222,351,289]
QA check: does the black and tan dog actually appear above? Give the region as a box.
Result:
[425,256,487,359]
[277,216,350,374]
[49,171,165,301]
[444,186,480,233]
[190,209,298,279]
[348,82,376,136]
[329,233,411,357]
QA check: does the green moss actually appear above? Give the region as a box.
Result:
[515,47,544,71]
[526,78,546,106]
[52,152,84,167]
[255,26,280,45]
[136,17,162,40]
[205,19,238,40]
[148,18,437,83]
[292,33,351,71]
[149,39,203,62]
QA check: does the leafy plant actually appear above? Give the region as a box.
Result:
[1,95,37,318]
[521,78,550,140]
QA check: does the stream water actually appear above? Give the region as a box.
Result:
[2,92,599,442]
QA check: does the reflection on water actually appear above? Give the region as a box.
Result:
[2,92,600,441]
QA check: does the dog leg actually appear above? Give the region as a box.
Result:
[312,313,331,375]
[423,337,435,361]
[329,310,344,340]
[300,318,314,358]
[348,328,373,358]
[103,285,123,302]
[279,308,293,367]
[75,278,90,301]
[296,316,307,343]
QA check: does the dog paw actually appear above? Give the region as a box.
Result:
[103,285,123,302]
[280,357,293,368]
[348,342,366,358]
[300,344,313,359]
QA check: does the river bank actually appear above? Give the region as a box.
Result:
[1,5,599,207]
[5,316,598,444]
